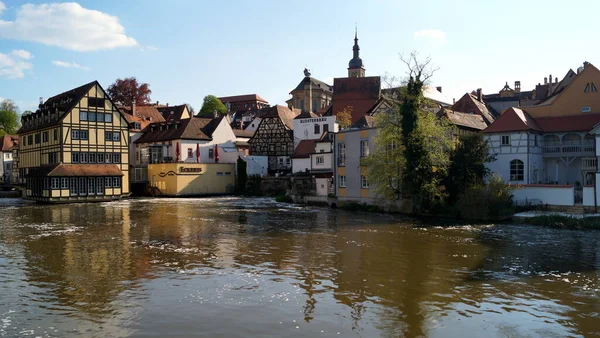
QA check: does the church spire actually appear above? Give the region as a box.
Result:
[348,28,365,77]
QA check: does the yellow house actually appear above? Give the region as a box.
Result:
[17,81,130,203]
[147,163,235,196]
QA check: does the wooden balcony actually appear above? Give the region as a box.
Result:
[582,157,598,171]
[542,144,595,157]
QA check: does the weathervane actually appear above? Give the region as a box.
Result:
[304,68,311,77]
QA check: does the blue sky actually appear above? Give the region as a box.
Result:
[0,0,597,113]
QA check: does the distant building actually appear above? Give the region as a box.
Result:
[157,104,192,121]
[218,94,269,112]
[0,134,18,183]
[16,81,130,203]
[287,72,333,114]
[248,105,299,174]
[292,109,338,147]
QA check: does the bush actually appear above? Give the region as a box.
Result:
[275,194,293,203]
[456,175,514,220]
[524,215,600,230]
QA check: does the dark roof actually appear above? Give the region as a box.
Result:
[294,111,320,119]
[218,94,268,103]
[18,81,98,133]
[135,117,217,143]
[290,77,333,94]
[332,76,381,123]
[26,164,124,177]
[233,129,255,138]
[351,115,377,129]
[438,108,487,131]
[157,104,188,121]
[263,105,298,129]
[292,139,317,158]
[452,93,495,125]
[0,135,18,152]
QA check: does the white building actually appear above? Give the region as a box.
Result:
[292,111,338,148]
[0,135,18,183]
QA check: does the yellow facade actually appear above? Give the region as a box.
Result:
[147,163,235,196]
[17,81,130,203]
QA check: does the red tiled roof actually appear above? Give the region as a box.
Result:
[0,135,18,152]
[535,114,600,132]
[119,105,165,124]
[332,76,381,123]
[484,107,540,133]
[218,94,268,104]
[292,139,317,158]
[135,117,216,143]
[26,164,123,177]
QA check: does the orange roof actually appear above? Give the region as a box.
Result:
[292,139,317,158]
[535,114,600,132]
[0,135,18,152]
[484,107,540,133]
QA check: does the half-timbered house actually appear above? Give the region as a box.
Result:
[248,105,299,173]
[16,81,130,203]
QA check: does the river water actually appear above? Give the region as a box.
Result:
[0,197,598,338]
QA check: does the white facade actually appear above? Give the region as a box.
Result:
[485,132,543,184]
[244,155,268,176]
[245,117,261,132]
[310,141,333,172]
[292,116,337,147]
[0,151,13,183]
[292,158,311,174]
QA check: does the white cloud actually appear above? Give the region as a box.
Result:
[0,49,33,78]
[413,29,447,42]
[52,60,90,71]
[11,49,32,59]
[0,2,6,16]
[0,2,137,51]
[140,45,159,52]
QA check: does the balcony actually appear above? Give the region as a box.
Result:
[582,157,598,171]
[542,144,595,157]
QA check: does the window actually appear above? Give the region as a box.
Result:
[105,177,112,188]
[225,172,232,176]
[72,152,79,163]
[510,159,524,181]
[104,113,113,123]
[581,106,591,113]
[337,142,346,166]
[286,157,291,165]
[54,128,58,141]
[80,152,88,163]
[35,133,40,144]
[534,135,538,146]
[96,177,104,195]
[72,130,79,140]
[87,97,105,108]
[209,149,214,159]
[70,178,78,196]
[360,140,369,158]
[501,135,510,146]
[88,178,95,195]
[187,148,193,158]
[89,112,96,122]
[49,152,58,164]
[593,83,598,92]
[80,111,88,121]
[79,177,86,195]
[323,124,329,133]
[80,130,88,140]
[113,153,121,164]
[361,175,369,188]
[338,175,346,188]
[113,177,121,188]
[95,153,103,163]
[316,156,324,165]
[21,136,25,147]
[105,131,120,142]
[42,132,48,143]
[51,178,59,189]
[314,124,320,135]
[28,135,33,145]
[61,178,68,189]
[584,83,597,93]
[278,157,284,165]
[217,172,223,176]
[106,152,112,163]
[89,153,97,163]
[133,122,141,130]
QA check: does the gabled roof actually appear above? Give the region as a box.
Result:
[0,134,18,152]
[451,93,495,125]
[290,77,333,94]
[292,139,317,158]
[157,104,188,121]
[483,107,541,133]
[18,81,98,133]
[135,117,217,143]
[294,111,320,119]
[263,105,298,129]
[351,115,377,129]
[438,108,487,131]
[26,164,124,177]
[218,94,268,103]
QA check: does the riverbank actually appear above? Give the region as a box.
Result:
[515,212,600,230]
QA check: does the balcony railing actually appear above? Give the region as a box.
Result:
[582,157,598,170]
[542,144,595,156]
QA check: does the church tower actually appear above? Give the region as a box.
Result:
[348,29,365,78]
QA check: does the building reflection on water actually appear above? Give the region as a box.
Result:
[1,198,598,337]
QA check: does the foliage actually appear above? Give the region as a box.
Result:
[236,157,248,194]
[446,134,495,204]
[275,194,293,203]
[22,110,34,116]
[0,99,20,136]
[107,77,152,106]
[336,105,353,130]
[523,215,600,230]
[456,175,514,220]
[198,95,227,117]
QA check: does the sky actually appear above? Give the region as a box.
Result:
[0,0,597,113]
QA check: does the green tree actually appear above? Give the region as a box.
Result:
[0,99,20,136]
[446,133,495,204]
[198,95,227,117]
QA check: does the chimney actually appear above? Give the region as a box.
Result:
[584,61,590,68]
[131,97,136,116]
[555,77,558,83]
[436,86,442,93]
[166,103,169,107]
[156,100,159,106]
[453,98,456,105]
[514,81,521,94]
[549,74,553,84]
[39,97,44,104]
[476,88,483,102]
[544,77,548,85]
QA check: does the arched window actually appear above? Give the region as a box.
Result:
[510,160,524,181]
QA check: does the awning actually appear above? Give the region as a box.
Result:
[26,164,124,177]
